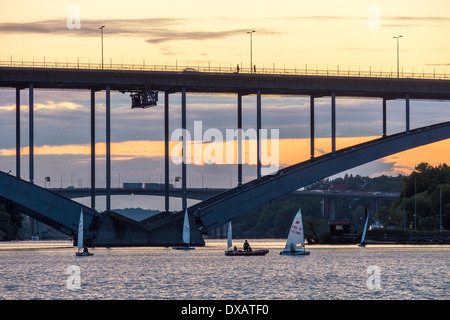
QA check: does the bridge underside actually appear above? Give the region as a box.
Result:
[0,121,448,247]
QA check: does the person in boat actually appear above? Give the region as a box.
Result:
[233,246,238,251]
[243,240,250,252]
[83,246,89,254]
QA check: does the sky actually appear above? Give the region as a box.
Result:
[0,0,449,211]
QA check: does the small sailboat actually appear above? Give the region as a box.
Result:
[227,221,233,251]
[225,221,269,256]
[358,211,370,247]
[75,209,93,256]
[173,209,195,250]
[280,208,310,256]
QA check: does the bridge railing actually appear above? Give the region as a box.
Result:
[1,59,449,80]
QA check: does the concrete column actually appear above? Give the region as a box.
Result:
[181,88,187,210]
[323,197,336,220]
[256,89,261,180]
[406,94,410,132]
[29,83,34,183]
[90,89,96,210]
[16,88,20,179]
[106,86,111,211]
[331,92,336,154]
[310,96,315,159]
[164,91,170,212]
[382,97,387,137]
[237,93,243,186]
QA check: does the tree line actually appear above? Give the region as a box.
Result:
[377,163,450,231]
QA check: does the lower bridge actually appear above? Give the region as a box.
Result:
[0,121,449,246]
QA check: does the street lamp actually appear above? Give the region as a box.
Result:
[247,30,255,73]
[393,35,403,78]
[99,26,105,69]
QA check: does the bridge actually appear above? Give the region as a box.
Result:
[49,187,399,201]
[0,65,449,246]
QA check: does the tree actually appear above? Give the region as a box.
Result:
[392,163,450,231]
[0,204,24,241]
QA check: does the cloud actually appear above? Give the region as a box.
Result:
[0,17,280,44]
[278,14,450,28]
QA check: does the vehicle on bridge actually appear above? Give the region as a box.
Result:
[122,182,174,190]
[123,182,143,189]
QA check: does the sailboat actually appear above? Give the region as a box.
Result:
[224,221,269,256]
[75,209,93,256]
[358,211,370,247]
[280,208,310,256]
[173,209,195,250]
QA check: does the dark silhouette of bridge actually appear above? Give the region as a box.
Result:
[50,187,399,201]
[0,65,449,246]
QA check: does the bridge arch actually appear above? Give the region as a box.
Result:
[146,121,450,234]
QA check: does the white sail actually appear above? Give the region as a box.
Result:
[182,209,190,245]
[227,221,232,249]
[77,209,83,251]
[285,209,305,250]
[361,214,369,243]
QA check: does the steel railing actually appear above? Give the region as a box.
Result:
[1,58,449,80]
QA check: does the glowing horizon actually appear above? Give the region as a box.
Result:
[1,137,448,177]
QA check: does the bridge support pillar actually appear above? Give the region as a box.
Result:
[310,96,315,159]
[182,87,187,210]
[256,89,261,180]
[237,92,243,187]
[382,97,387,137]
[16,88,20,179]
[164,91,170,212]
[323,197,336,220]
[331,92,336,154]
[29,83,34,183]
[406,94,410,133]
[90,89,96,210]
[106,85,111,211]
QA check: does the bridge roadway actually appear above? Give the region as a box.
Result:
[51,187,399,201]
[1,66,450,99]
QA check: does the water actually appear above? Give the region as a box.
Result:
[0,239,449,300]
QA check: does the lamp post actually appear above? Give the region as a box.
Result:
[393,35,403,78]
[247,30,255,73]
[99,26,105,69]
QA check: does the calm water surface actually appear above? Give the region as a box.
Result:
[0,239,448,300]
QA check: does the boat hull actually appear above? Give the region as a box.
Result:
[75,252,94,256]
[225,249,269,256]
[280,249,310,256]
[172,246,195,250]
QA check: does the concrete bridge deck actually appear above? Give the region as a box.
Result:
[1,66,450,99]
